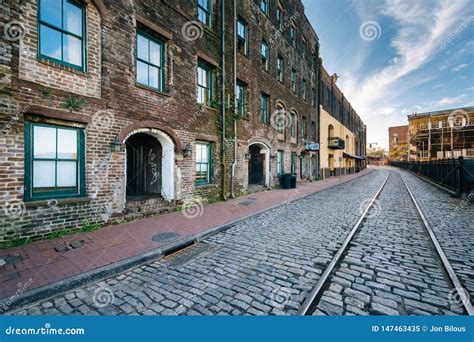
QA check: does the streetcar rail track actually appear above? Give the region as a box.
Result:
[298,170,473,316]
[297,171,391,315]
[401,176,474,316]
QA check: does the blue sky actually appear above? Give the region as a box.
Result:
[302,0,474,149]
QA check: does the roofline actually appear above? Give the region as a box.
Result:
[407,106,474,119]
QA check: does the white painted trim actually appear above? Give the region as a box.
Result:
[123,128,176,201]
[248,142,271,188]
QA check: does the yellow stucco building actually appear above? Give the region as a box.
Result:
[318,68,366,177]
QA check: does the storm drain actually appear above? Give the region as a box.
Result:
[239,198,257,206]
[152,232,181,243]
[164,243,220,267]
[1,254,23,265]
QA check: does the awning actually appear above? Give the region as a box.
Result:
[343,152,366,160]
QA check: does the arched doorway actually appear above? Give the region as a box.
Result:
[249,145,265,185]
[248,142,271,188]
[126,133,162,199]
[123,128,176,201]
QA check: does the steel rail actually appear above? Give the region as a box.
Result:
[401,176,474,316]
[297,171,391,315]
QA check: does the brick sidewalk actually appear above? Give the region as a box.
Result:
[0,169,371,304]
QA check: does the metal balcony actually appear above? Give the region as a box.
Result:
[328,137,345,150]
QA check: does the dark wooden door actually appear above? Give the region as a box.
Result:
[126,133,162,197]
[249,145,264,185]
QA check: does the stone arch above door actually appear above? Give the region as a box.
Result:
[123,128,176,201]
[119,121,183,153]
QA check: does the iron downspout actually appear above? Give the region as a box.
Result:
[230,0,237,198]
[220,0,227,201]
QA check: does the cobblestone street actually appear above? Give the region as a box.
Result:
[9,169,473,316]
[312,171,465,316]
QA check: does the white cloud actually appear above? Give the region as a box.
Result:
[434,94,466,106]
[338,0,471,149]
[451,63,469,72]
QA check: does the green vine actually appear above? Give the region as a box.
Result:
[0,86,12,96]
[39,86,52,99]
[61,95,88,112]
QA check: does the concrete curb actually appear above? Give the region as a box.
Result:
[1,169,374,313]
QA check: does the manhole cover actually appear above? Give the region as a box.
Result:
[165,243,220,267]
[152,232,181,243]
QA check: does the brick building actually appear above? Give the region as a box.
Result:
[0,0,365,242]
[388,125,409,161]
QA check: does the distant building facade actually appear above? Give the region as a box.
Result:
[388,125,409,161]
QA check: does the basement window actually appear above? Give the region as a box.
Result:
[24,122,85,201]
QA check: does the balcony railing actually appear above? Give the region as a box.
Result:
[328,137,345,150]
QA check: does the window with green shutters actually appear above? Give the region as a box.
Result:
[197,62,212,105]
[260,93,269,123]
[290,112,296,137]
[276,105,285,134]
[136,31,165,92]
[290,22,297,47]
[291,153,297,174]
[24,122,85,201]
[236,81,246,116]
[261,40,269,71]
[237,18,248,55]
[277,151,284,175]
[277,55,284,83]
[260,0,268,14]
[38,0,86,70]
[197,0,211,26]
[276,3,284,31]
[291,69,297,92]
[195,142,212,185]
